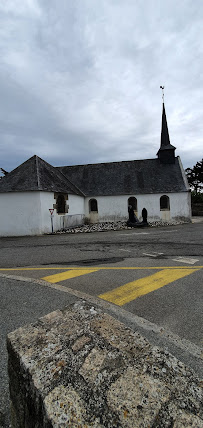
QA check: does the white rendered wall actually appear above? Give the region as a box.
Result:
[39,192,57,234]
[40,192,85,233]
[0,192,85,237]
[170,191,191,220]
[84,196,127,223]
[61,194,85,229]
[68,194,85,216]
[0,192,42,237]
[84,192,191,223]
[136,192,191,222]
[0,190,191,237]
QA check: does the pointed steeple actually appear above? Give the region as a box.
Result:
[157,102,176,164]
[161,103,171,147]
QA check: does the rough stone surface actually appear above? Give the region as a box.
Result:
[7,301,203,428]
[44,385,103,427]
[54,219,190,235]
[108,370,170,427]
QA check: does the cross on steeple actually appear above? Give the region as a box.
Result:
[160,85,165,102]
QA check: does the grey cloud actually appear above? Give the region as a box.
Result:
[0,0,202,173]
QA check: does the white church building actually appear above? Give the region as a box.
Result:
[0,103,191,237]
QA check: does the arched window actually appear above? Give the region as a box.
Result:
[89,199,98,212]
[57,194,66,214]
[128,196,137,211]
[160,195,170,210]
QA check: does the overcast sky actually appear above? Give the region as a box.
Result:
[0,0,202,175]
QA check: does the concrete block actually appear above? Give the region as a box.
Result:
[7,301,203,427]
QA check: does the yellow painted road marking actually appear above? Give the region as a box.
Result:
[99,268,200,306]
[42,268,100,284]
[0,266,202,271]
[1,266,202,304]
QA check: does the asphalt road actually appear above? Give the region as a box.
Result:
[0,222,203,268]
[0,222,202,347]
[0,221,203,426]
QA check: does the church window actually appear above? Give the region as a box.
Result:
[160,195,170,210]
[128,197,137,211]
[89,199,98,212]
[57,194,66,214]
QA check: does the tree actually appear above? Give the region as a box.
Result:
[185,159,203,195]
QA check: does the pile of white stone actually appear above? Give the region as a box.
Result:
[149,219,189,227]
[57,221,128,234]
[56,219,188,234]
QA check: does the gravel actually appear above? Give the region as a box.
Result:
[54,220,189,234]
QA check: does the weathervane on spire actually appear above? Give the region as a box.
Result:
[160,85,165,102]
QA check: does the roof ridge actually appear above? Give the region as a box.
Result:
[177,156,190,191]
[35,156,41,189]
[58,169,85,196]
[58,158,158,169]
[38,156,85,196]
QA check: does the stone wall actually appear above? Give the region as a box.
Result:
[7,301,203,427]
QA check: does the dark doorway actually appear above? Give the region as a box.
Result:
[57,194,66,214]
[89,199,98,212]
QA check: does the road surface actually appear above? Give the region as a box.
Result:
[0,222,202,426]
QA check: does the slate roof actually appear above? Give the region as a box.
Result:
[0,154,189,197]
[58,156,189,196]
[0,155,84,195]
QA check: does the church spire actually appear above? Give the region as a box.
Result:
[160,102,171,147]
[157,87,176,164]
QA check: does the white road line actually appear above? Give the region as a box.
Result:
[118,234,131,236]
[172,257,199,265]
[119,232,149,236]
[143,253,158,257]
[119,249,131,252]
[143,252,164,257]
[132,232,149,235]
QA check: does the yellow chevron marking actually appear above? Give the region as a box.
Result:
[42,268,100,284]
[99,268,200,306]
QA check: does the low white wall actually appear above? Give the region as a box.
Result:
[68,194,85,216]
[63,214,84,228]
[0,192,42,237]
[84,192,191,223]
[56,194,85,230]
